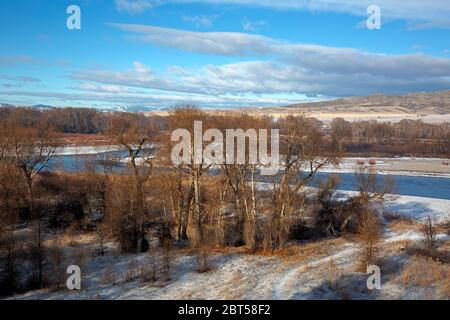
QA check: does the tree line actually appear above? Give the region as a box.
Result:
[330,117,450,157]
[1,106,449,157]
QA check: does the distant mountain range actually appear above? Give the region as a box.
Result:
[246,90,450,115]
[110,105,169,113]
[2,90,450,116]
[0,103,169,113]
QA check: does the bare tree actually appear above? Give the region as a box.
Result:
[107,113,158,252]
[0,121,12,161]
[419,215,439,260]
[106,175,140,253]
[355,208,382,272]
[339,166,394,233]
[217,114,271,249]
[8,120,60,287]
[0,162,25,294]
[167,107,211,246]
[96,222,109,256]
[47,231,65,290]
[330,118,353,153]
[268,115,338,249]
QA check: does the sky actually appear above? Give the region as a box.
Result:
[0,0,450,109]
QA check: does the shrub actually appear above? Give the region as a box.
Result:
[419,216,439,260]
[355,209,382,272]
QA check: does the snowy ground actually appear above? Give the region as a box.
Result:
[9,191,450,301]
[57,145,122,156]
[335,190,450,223]
[384,194,450,222]
[322,157,450,178]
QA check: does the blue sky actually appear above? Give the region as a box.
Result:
[0,0,450,109]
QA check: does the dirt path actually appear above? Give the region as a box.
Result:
[271,244,357,299]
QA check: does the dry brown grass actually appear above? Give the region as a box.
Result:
[398,255,450,299]
[387,219,421,234]
[261,238,346,260]
[42,227,99,250]
[58,133,114,146]
[381,239,412,256]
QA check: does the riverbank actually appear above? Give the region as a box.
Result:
[323,157,450,178]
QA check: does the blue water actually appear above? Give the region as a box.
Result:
[47,152,450,201]
[47,150,128,172]
[311,172,450,200]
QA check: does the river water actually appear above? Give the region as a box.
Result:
[48,151,450,200]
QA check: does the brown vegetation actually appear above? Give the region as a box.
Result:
[3,104,446,299]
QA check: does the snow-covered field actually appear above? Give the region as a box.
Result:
[333,190,450,223]
[384,194,450,222]
[323,157,450,178]
[57,145,123,156]
[9,191,450,301]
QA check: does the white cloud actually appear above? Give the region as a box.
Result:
[406,20,450,30]
[0,75,41,83]
[5,23,450,107]
[6,4,450,109]
[242,18,267,32]
[182,15,216,28]
[171,0,450,26]
[107,23,450,81]
[68,24,450,103]
[0,55,41,66]
[0,75,41,89]
[70,52,450,100]
[114,0,153,14]
[112,0,450,25]
[109,23,280,56]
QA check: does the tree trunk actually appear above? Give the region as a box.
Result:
[181,181,194,240]
[192,168,202,245]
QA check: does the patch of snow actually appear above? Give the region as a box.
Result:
[57,145,123,156]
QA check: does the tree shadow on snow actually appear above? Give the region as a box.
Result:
[384,201,437,221]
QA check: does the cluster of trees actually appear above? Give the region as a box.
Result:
[0,107,108,134]
[102,108,393,270]
[2,106,449,157]
[0,109,163,294]
[0,106,397,295]
[330,118,450,156]
[0,107,166,134]
[0,116,61,293]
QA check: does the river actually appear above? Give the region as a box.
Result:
[47,151,450,200]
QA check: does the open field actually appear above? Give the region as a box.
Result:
[241,91,450,123]
[146,111,450,123]
[324,157,450,177]
[58,134,114,146]
[250,112,450,124]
